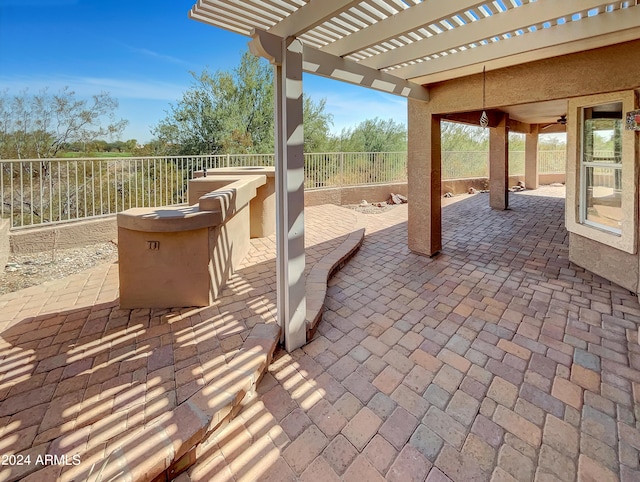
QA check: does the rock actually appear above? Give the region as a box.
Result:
[443,192,454,198]
[468,187,477,194]
[390,193,403,205]
[550,183,564,187]
[397,194,408,203]
[359,200,369,207]
[517,180,525,188]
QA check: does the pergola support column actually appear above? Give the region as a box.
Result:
[274,38,307,352]
[408,98,441,256]
[525,125,539,189]
[489,113,509,210]
[250,30,307,352]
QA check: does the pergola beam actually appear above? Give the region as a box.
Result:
[398,6,640,84]
[359,0,610,70]
[302,43,429,101]
[251,29,429,101]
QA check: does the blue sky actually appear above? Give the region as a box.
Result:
[0,0,407,143]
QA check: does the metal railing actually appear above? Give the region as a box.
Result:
[1,150,567,228]
[539,150,566,174]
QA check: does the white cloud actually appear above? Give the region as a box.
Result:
[0,74,186,102]
[116,43,197,69]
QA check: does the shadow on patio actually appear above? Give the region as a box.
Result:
[0,204,362,481]
[186,186,640,482]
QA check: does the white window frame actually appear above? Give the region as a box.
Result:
[579,104,623,235]
[566,91,637,255]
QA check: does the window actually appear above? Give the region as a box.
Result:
[580,102,623,234]
[566,91,636,255]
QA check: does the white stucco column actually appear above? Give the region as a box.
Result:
[274,38,307,352]
[525,125,539,190]
[489,113,509,210]
[408,98,442,256]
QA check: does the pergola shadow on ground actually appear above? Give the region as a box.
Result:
[186,186,640,482]
[0,205,362,481]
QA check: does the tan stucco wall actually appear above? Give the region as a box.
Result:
[0,219,10,269]
[118,226,212,308]
[539,174,565,185]
[425,39,640,115]
[10,217,117,254]
[304,182,408,206]
[192,168,276,238]
[569,233,639,294]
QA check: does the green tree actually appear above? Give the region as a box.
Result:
[0,87,127,159]
[335,117,406,152]
[538,134,566,151]
[440,121,488,152]
[152,51,333,155]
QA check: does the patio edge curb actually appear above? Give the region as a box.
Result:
[306,211,367,340]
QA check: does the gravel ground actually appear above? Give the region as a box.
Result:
[0,242,118,295]
[344,202,400,215]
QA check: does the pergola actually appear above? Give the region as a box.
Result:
[188,0,640,351]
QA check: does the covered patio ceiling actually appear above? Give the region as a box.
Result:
[189,0,640,99]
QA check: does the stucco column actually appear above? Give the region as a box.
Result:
[408,98,442,256]
[525,125,539,190]
[489,113,509,210]
[274,38,306,352]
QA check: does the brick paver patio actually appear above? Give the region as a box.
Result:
[185,186,640,482]
[0,204,362,481]
[2,186,640,481]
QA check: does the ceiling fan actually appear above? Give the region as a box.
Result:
[542,114,567,130]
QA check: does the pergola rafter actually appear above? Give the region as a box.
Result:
[191,0,640,86]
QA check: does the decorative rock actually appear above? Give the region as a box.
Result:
[443,192,454,198]
[468,188,477,194]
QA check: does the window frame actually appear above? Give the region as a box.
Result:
[566,91,637,255]
[579,107,623,235]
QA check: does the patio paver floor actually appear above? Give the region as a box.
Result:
[0,204,362,482]
[186,186,640,482]
[2,186,640,481]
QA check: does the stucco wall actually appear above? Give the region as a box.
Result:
[0,219,10,269]
[425,39,640,115]
[569,233,639,294]
[304,182,408,206]
[10,217,117,254]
